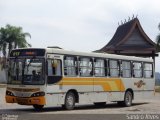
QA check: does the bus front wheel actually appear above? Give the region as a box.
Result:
[63,91,75,110]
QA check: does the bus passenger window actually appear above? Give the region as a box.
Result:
[121,61,131,78]
[144,63,153,78]
[64,56,77,76]
[79,57,93,77]
[133,62,142,78]
[109,60,119,77]
[94,59,106,77]
[48,59,62,76]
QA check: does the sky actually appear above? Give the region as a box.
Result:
[0,0,160,72]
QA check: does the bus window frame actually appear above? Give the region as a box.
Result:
[132,61,143,78]
[64,55,78,77]
[108,59,120,78]
[121,60,132,78]
[8,57,45,85]
[143,62,154,78]
[46,58,63,84]
[93,58,107,77]
[78,56,93,77]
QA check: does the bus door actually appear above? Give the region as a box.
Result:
[46,54,63,104]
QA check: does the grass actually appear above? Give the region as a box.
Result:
[155,86,160,92]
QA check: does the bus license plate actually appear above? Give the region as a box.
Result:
[17,98,28,104]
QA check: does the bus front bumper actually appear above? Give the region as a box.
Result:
[5,95,46,105]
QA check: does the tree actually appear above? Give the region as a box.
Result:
[156,23,160,52]
[0,24,31,57]
[0,24,31,69]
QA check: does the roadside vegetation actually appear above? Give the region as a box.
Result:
[0,24,31,69]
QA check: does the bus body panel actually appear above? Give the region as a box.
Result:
[6,48,155,108]
[6,84,46,105]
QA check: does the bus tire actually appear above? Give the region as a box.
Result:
[63,91,75,110]
[124,91,132,107]
[33,105,44,111]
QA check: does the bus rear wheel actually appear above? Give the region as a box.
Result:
[118,91,132,107]
[124,91,132,107]
[63,91,75,110]
[33,105,44,111]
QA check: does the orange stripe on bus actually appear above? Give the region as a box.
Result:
[57,77,125,92]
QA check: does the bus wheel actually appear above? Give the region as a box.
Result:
[124,91,132,107]
[63,91,75,110]
[33,105,44,111]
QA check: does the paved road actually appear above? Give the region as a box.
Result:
[0,87,160,120]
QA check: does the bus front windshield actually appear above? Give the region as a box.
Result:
[8,58,45,85]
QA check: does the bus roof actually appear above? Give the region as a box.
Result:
[45,48,153,62]
[11,48,153,62]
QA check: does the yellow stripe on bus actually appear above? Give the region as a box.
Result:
[57,77,125,92]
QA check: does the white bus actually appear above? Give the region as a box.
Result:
[6,48,155,110]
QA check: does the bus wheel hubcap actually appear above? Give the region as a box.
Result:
[67,95,74,106]
[126,93,131,105]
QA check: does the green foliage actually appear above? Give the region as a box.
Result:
[0,24,31,69]
[0,24,31,57]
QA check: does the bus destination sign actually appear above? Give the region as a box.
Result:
[10,49,45,57]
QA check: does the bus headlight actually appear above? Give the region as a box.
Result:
[6,90,15,96]
[31,92,45,97]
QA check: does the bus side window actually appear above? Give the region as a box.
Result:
[64,56,77,76]
[121,61,131,78]
[47,59,62,76]
[133,62,142,78]
[79,57,93,77]
[47,59,62,84]
[94,59,106,77]
[109,59,119,77]
[144,63,153,78]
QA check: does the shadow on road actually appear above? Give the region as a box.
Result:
[0,102,149,114]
